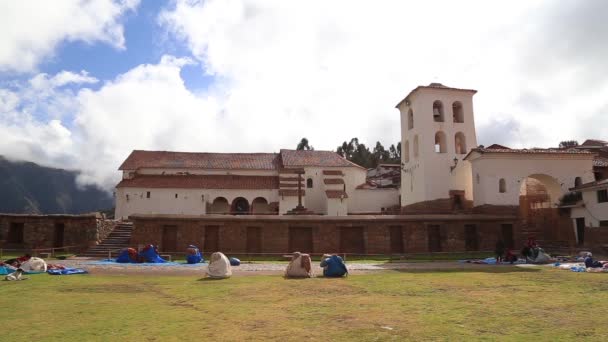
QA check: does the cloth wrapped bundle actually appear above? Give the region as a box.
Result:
[116,248,139,263]
[20,257,47,272]
[139,245,166,263]
[229,257,241,266]
[207,252,232,278]
[285,252,313,278]
[320,254,348,277]
[186,245,203,264]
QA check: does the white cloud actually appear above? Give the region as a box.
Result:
[159,0,608,150]
[0,0,139,72]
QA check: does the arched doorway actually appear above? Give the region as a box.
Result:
[209,197,230,214]
[251,197,270,214]
[518,174,569,242]
[232,197,250,215]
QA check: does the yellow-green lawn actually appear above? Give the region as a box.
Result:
[2,267,606,341]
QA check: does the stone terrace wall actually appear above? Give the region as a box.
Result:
[0,213,102,251]
[130,214,521,255]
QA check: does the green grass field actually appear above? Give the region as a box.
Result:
[2,267,607,341]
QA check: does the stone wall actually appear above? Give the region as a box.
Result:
[0,213,103,251]
[130,214,522,255]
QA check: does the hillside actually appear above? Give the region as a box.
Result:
[0,156,113,214]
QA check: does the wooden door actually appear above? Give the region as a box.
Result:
[575,218,585,245]
[162,225,178,252]
[427,225,442,252]
[340,227,365,254]
[389,226,404,254]
[8,223,24,244]
[54,223,65,248]
[464,224,479,251]
[204,226,220,253]
[288,227,313,253]
[501,224,514,249]
[246,227,262,254]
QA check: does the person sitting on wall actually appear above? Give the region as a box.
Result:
[320,254,348,277]
[4,268,27,281]
[584,253,603,268]
[186,245,204,264]
[206,252,232,279]
[285,252,313,278]
[139,244,166,263]
[494,240,505,263]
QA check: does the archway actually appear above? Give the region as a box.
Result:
[518,174,567,241]
[251,197,270,214]
[232,197,250,215]
[209,197,230,214]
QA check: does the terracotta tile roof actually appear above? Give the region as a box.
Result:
[278,189,305,197]
[324,178,345,185]
[279,183,301,188]
[396,83,477,108]
[466,147,594,158]
[279,176,301,181]
[378,163,400,168]
[581,139,608,147]
[569,178,608,191]
[322,170,344,176]
[280,149,365,169]
[325,190,348,199]
[486,144,511,149]
[116,175,279,189]
[594,157,608,168]
[119,150,279,170]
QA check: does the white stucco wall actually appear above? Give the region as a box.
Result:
[115,187,278,220]
[570,187,608,227]
[327,198,348,216]
[469,154,595,206]
[399,87,478,206]
[350,188,400,213]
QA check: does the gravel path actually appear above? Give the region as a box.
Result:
[47,258,525,276]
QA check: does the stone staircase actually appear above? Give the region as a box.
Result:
[79,222,133,258]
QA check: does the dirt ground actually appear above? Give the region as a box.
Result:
[49,258,531,276]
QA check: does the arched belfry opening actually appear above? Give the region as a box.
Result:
[454,132,467,154]
[433,100,444,122]
[452,101,464,123]
[434,131,447,153]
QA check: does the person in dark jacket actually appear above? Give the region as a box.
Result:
[320,254,348,277]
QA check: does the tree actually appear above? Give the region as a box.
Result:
[296,137,314,151]
[559,140,579,149]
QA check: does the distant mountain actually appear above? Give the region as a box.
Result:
[0,156,113,215]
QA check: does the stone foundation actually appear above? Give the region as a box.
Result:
[0,213,106,251]
[130,214,522,254]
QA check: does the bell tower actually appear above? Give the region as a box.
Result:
[396,83,478,208]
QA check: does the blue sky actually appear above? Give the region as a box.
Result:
[0,0,607,190]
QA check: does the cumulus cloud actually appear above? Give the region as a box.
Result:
[2,1,608,192]
[0,0,139,72]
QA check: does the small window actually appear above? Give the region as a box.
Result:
[175,193,178,199]
[433,101,444,122]
[413,135,419,158]
[574,177,582,187]
[452,101,464,123]
[146,191,151,198]
[499,178,506,193]
[408,108,414,130]
[597,189,608,203]
[306,178,313,188]
[404,140,410,162]
[599,221,608,227]
[476,173,480,184]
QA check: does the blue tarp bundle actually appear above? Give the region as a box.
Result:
[229,257,241,266]
[139,245,166,263]
[186,245,203,264]
[0,266,45,275]
[47,268,88,275]
[321,255,348,277]
[116,248,138,263]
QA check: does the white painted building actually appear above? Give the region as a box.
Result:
[569,179,608,231]
[114,149,399,219]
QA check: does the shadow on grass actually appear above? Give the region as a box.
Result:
[197,277,231,281]
[387,267,541,274]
